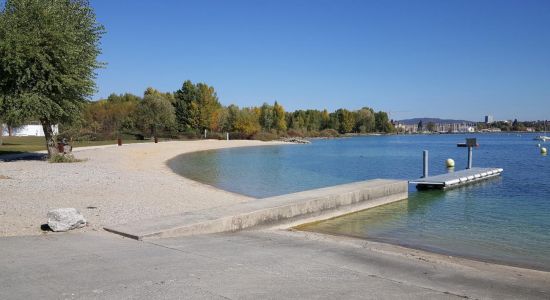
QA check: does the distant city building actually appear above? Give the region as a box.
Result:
[484,115,494,124]
[480,128,502,133]
[394,121,476,134]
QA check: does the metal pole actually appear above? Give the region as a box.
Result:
[422,150,428,178]
[467,146,473,169]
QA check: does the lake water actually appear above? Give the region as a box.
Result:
[169,134,550,270]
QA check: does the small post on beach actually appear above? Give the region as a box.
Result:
[117,138,122,146]
[204,129,207,139]
[226,132,229,141]
[422,150,429,178]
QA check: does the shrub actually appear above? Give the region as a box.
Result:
[319,129,340,138]
[228,132,251,140]
[286,129,304,137]
[252,132,279,141]
[48,154,84,163]
[305,130,320,137]
[206,132,225,140]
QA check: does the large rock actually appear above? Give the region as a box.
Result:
[47,208,87,232]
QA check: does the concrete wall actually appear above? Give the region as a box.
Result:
[105,179,409,240]
[1,124,59,137]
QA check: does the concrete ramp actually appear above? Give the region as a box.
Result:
[104,179,408,240]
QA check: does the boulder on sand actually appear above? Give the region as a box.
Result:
[47,208,87,232]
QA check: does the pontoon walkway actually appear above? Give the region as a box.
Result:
[409,167,503,190]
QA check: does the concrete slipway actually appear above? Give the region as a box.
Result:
[104,179,408,240]
[2,178,550,299]
[1,230,549,299]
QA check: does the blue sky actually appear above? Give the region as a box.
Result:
[91,0,550,121]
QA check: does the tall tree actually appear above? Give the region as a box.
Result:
[136,88,175,138]
[233,107,261,136]
[273,101,287,132]
[374,111,394,133]
[320,109,330,130]
[259,103,274,131]
[336,109,354,133]
[355,107,375,133]
[174,80,221,132]
[0,0,104,156]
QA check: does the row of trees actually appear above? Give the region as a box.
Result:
[69,80,395,141]
[0,0,394,156]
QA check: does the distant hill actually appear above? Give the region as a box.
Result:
[397,118,475,125]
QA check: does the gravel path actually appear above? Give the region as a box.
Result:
[0,140,282,237]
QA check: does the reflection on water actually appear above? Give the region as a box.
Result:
[169,134,550,270]
[300,182,550,271]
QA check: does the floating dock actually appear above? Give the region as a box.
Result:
[410,167,503,190]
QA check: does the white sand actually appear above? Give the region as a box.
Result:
[0,140,282,237]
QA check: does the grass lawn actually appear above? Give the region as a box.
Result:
[0,136,150,156]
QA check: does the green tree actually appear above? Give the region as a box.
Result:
[0,0,104,156]
[136,88,176,138]
[259,103,274,131]
[335,109,354,133]
[374,111,394,133]
[355,107,375,133]
[226,104,240,132]
[273,101,287,132]
[320,109,330,130]
[174,80,221,132]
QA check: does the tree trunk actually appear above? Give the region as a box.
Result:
[151,125,156,139]
[8,125,12,136]
[41,119,59,157]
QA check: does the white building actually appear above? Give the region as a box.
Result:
[1,124,59,137]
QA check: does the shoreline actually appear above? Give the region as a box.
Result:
[0,140,283,237]
[164,146,550,274]
[296,226,550,273]
[292,196,550,273]
[166,147,549,274]
[2,139,548,276]
[278,229,550,280]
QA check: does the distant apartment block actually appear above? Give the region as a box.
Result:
[484,115,494,124]
[395,122,476,133]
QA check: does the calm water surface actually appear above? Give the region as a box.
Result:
[169,134,550,270]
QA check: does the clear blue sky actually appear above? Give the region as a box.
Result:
[91,0,550,121]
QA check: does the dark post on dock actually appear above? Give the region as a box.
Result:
[466,138,476,169]
[422,150,428,178]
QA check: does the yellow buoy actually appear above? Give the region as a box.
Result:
[542,147,548,154]
[446,158,455,168]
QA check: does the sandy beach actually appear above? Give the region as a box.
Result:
[0,140,282,237]
[2,139,550,299]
